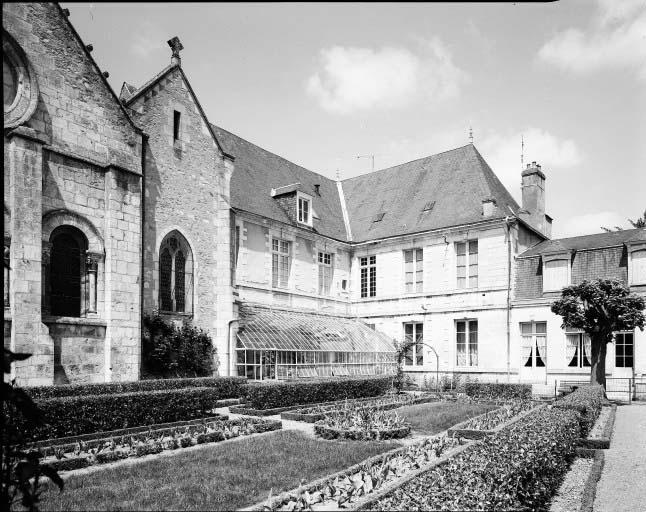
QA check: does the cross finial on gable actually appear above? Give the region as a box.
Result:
[167,36,184,66]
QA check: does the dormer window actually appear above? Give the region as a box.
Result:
[543,256,569,291]
[297,192,312,226]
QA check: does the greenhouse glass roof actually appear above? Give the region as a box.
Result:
[236,304,396,353]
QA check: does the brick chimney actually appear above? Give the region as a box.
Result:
[167,36,183,67]
[521,161,549,236]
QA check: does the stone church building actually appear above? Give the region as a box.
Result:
[4,3,645,389]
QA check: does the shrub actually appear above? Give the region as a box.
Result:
[17,387,224,442]
[25,376,246,400]
[554,384,605,436]
[463,382,532,401]
[368,406,580,511]
[243,376,392,410]
[142,313,215,378]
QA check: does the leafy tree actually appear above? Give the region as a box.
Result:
[629,209,646,228]
[2,349,64,511]
[551,279,645,388]
[600,208,646,231]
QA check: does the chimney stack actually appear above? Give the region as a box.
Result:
[521,161,548,235]
[167,36,184,67]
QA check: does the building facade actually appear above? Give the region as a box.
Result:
[4,3,645,388]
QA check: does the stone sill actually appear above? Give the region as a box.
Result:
[158,311,193,318]
[42,316,107,327]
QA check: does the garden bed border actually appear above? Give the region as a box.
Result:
[43,417,282,472]
[577,404,616,449]
[578,450,605,512]
[447,402,543,440]
[281,394,440,423]
[26,413,229,451]
[244,436,469,511]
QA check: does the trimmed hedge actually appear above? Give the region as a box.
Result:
[24,376,246,401]
[463,382,532,401]
[17,387,224,442]
[243,376,392,410]
[367,406,580,511]
[554,384,605,436]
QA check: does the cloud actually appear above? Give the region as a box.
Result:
[478,127,583,202]
[131,22,165,58]
[306,38,467,114]
[556,211,632,238]
[538,0,646,80]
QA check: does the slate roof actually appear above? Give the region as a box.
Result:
[341,144,521,242]
[520,228,646,258]
[237,303,396,353]
[211,124,349,241]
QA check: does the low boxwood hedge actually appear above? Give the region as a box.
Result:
[367,406,580,511]
[24,376,247,401]
[16,386,223,442]
[463,382,532,401]
[554,384,605,436]
[242,376,392,410]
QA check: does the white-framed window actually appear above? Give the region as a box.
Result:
[456,240,478,289]
[520,321,546,368]
[297,193,312,226]
[318,251,333,295]
[632,249,646,284]
[404,248,423,293]
[566,331,591,368]
[615,331,634,368]
[272,238,291,288]
[456,319,478,367]
[360,255,376,298]
[544,258,569,291]
[403,322,424,366]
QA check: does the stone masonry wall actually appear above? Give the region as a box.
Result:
[3,3,143,385]
[131,66,233,373]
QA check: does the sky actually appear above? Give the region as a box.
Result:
[62,1,645,238]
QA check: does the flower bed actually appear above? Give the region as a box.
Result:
[554,384,605,437]
[282,393,439,423]
[38,416,282,472]
[16,386,226,442]
[313,407,411,442]
[362,406,580,511]
[242,376,392,410]
[447,400,538,439]
[248,435,462,511]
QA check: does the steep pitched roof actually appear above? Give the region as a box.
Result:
[211,125,349,241]
[341,144,521,242]
[520,228,646,258]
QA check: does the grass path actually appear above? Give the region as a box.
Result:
[34,430,400,511]
[397,401,497,435]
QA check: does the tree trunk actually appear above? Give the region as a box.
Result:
[589,333,609,388]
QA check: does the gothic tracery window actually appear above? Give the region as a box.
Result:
[158,231,193,314]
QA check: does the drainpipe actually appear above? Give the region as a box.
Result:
[226,319,239,377]
[504,216,513,383]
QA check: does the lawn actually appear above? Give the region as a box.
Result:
[397,401,497,435]
[34,430,401,511]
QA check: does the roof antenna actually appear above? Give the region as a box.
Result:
[356,154,375,173]
[468,126,474,145]
[521,134,525,169]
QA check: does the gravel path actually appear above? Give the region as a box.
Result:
[593,402,646,512]
[549,458,594,512]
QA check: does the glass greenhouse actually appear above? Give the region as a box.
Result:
[236,304,397,381]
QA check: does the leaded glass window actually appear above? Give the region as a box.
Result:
[158,231,193,314]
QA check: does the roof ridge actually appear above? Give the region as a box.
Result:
[342,144,474,183]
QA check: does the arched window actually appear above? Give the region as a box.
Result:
[50,226,87,317]
[158,231,193,314]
